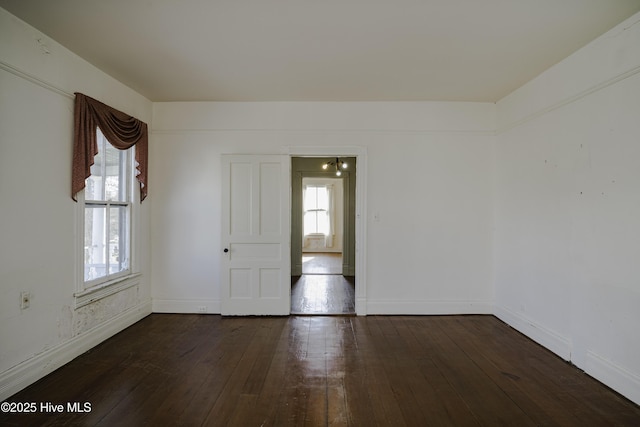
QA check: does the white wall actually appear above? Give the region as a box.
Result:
[494,12,640,405]
[0,8,153,400]
[151,102,495,315]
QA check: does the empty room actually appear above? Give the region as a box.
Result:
[1,1,640,425]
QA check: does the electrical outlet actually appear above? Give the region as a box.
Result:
[197,306,207,313]
[20,291,31,310]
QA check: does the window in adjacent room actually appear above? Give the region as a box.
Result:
[303,185,330,235]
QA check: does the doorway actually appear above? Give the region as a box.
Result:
[290,157,356,315]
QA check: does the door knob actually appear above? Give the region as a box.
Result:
[223,248,229,253]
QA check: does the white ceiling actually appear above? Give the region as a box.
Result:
[2,0,640,102]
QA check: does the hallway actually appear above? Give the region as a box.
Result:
[292,253,355,315]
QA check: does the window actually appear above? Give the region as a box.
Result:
[83,128,132,286]
[303,185,330,235]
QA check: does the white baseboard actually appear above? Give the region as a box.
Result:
[491,306,640,405]
[494,305,571,361]
[0,300,152,401]
[355,297,367,316]
[585,350,640,406]
[366,299,493,315]
[152,298,221,314]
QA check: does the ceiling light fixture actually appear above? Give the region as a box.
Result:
[322,158,348,176]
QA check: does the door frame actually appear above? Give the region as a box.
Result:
[287,146,367,315]
[292,160,354,276]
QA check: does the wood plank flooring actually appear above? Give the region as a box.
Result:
[2,314,639,426]
[291,275,355,315]
[302,253,343,275]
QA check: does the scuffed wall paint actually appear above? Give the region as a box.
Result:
[74,286,140,336]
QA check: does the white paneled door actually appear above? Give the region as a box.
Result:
[221,155,291,315]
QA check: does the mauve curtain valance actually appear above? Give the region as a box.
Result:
[71,93,148,202]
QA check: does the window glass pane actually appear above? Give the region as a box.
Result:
[104,140,127,202]
[304,211,329,235]
[109,205,130,274]
[317,211,329,235]
[85,129,129,202]
[303,186,317,210]
[303,185,329,210]
[84,205,107,281]
[316,187,328,210]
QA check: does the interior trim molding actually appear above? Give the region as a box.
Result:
[496,63,640,135]
[494,305,571,361]
[74,274,142,309]
[151,128,495,136]
[355,297,368,316]
[152,298,221,314]
[585,350,640,406]
[366,299,493,315]
[0,300,151,401]
[0,59,74,100]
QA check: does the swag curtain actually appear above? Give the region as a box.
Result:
[71,93,148,201]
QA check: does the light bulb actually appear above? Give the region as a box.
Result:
[322,163,328,170]
[336,170,342,176]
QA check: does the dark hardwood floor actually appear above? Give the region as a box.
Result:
[2,314,639,426]
[291,275,355,315]
[294,253,355,315]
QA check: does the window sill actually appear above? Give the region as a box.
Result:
[74,273,141,309]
